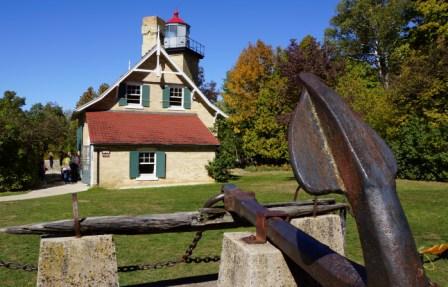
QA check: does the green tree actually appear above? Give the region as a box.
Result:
[390,117,447,181]
[0,91,39,191]
[408,0,448,48]
[242,73,290,163]
[27,102,68,154]
[206,118,242,181]
[335,60,391,136]
[326,0,414,87]
[76,86,96,108]
[97,83,110,95]
[76,83,109,108]
[385,0,448,180]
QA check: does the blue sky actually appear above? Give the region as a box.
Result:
[0,0,339,110]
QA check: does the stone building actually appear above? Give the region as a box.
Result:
[74,11,226,188]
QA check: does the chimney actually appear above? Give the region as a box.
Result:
[141,16,165,57]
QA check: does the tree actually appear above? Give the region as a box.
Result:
[97,83,110,95]
[27,102,68,154]
[326,0,414,87]
[206,118,242,181]
[335,60,391,136]
[76,87,96,108]
[200,81,220,103]
[221,40,294,164]
[390,117,447,181]
[242,73,290,163]
[0,91,39,191]
[279,36,344,105]
[408,0,448,49]
[223,40,275,134]
[385,0,448,181]
[76,83,109,108]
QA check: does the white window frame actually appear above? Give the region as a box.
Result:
[168,86,184,110]
[136,151,158,181]
[125,82,143,108]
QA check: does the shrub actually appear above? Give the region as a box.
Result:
[390,117,448,181]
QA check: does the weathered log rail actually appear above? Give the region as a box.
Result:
[0,199,347,237]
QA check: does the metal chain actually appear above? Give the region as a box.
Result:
[1,194,225,274]
[117,259,181,272]
[181,193,224,265]
[118,193,224,272]
[0,260,38,272]
[182,230,220,264]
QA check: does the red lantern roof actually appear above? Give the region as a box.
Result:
[167,10,187,25]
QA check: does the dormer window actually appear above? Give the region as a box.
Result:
[169,87,183,107]
[118,82,150,107]
[162,86,191,110]
[126,84,141,105]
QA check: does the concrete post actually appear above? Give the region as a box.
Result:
[37,235,119,287]
[217,214,345,287]
[217,232,297,287]
[290,214,345,255]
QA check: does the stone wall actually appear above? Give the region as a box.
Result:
[95,147,215,188]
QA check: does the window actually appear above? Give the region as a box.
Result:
[165,25,177,38]
[139,152,156,176]
[169,87,183,107]
[126,84,141,105]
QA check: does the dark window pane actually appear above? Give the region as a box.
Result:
[169,87,183,106]
[139,164,155,174]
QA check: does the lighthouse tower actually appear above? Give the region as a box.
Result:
[163,10,204,83]
[141,11,204,83]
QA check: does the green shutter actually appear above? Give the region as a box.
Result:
[162,86,170,108]
[119,98,127,106]
[156,151,166,178]
[76,125,83,151]
[183,88,191,109]
[142,85,150,107]
[118,83,127,106]
[129,151,139,179]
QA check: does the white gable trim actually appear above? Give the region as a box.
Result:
[159,48,227,118]
[75,46,227,118]
[75,46,158,112]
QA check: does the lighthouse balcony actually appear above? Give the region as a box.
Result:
[163,36,205,58]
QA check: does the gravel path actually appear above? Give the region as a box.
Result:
[0,182,88,202]
[0,160,88,202]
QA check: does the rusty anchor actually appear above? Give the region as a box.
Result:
[288,72,429,286]
[221,72,430,286]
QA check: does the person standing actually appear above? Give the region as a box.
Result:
[61,153,71,184]
[39,159,46,183]
[49,152,54,169]
[59,151,64,167]
[70,152,80,183]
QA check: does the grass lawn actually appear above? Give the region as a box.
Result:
[0,191,29,197]
[0,170,447,286]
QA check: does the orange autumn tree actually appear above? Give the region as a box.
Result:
[223,40,275,131]
[223,40,289,164]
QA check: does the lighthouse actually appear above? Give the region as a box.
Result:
[141,11,204,83]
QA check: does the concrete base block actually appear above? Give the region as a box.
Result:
[291,214,345,255]
[217,232,297,287]
[37,235,119,287]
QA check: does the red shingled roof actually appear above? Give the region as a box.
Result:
[86,111,219,146]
